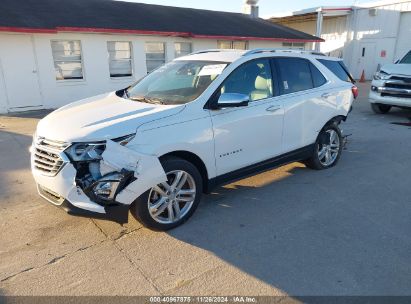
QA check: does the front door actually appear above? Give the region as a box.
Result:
[0,34,42,111]
[210,58,284,176]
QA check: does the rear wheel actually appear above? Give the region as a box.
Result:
[371,103,391,114]
[130,157,202,231]
[304,124,343,170]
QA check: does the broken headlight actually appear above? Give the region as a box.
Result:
[88,171,135,205]
[65,134,135,162]
[373,71,390,80]
[113,133,136,146]
[66,142,105,162]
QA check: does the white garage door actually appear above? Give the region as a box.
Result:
[0,34,43,111]
[395,12,411,60]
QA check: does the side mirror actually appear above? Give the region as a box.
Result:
[217,93,249,108]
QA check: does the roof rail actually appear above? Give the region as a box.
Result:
[242,48,327,57]
[189,49,243,55]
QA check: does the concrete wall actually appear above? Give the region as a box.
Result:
[0,31,284,113]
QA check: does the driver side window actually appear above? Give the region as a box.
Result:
[220,59,273,102]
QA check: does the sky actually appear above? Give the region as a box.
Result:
[119,0,372,17]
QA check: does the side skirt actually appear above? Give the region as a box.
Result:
[206,144,315,192]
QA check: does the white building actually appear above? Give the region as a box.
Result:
[0,0,320,113]
[269,0,411,79]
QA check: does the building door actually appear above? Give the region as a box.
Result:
[0,35,42,111]
[395,12,411,61]
[356,42,376,80]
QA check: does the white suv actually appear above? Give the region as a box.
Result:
[31,49,357,230]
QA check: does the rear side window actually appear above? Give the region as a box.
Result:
[276,58,313,94]
[317,59,352,82]
[309,63,327,87]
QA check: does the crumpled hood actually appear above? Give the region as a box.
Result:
[36,92,184,142]
[380,64,411,76]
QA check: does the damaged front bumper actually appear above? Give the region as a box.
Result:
[31,138,167,224]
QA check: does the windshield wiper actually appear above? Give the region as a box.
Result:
[129,96,164,105]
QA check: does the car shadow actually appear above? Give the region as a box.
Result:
[166,157,411,296]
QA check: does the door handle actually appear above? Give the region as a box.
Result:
[321,93,332,99]
[266,105,281,112]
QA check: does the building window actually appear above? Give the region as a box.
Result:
[174,42,192,58]
[232,41,248,50]
[282,42,305,50]
[51,40,83,80]
[217,40,248,50]
[145,42,166,73]
[107,41,133,78]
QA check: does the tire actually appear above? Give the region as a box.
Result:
[371,103,391,114]
[130,156,203,231]
[304,123,343,170]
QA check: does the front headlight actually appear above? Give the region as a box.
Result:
[66,142,105,161]
[65,133,136,162]
[373,71,390,80]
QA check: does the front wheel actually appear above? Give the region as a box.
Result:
[371,103,391,114]
[130,156,203,231]
[304,124,343,170]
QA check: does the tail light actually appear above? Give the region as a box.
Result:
[352,86,359,99]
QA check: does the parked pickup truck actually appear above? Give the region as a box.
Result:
[369,51,411,113]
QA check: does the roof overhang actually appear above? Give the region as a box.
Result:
[269,6,352,24]
[0,26,323,42]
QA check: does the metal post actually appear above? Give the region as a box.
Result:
[315,10,323,52]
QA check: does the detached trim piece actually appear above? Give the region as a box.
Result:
[101,140,168,205]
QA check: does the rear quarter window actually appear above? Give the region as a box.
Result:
[317,59,353,83]
[309,63,327,87]
[276,58,314,94]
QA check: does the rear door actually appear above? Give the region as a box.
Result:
[273,57,331,153]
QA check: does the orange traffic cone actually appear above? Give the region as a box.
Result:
[359,70,366,83]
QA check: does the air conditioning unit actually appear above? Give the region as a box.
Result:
[369,8,377,16]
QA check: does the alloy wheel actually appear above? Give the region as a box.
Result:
[147,170,196,224]
[318,129,340,166]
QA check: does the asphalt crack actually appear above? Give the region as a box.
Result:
[89,219,163,295]
[1,242,103,283]
[113,227,142,241]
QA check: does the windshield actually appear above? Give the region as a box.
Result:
[399,51,411,64]
[125,60,229,105]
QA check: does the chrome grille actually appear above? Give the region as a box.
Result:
[32,138,69,176]
[377,79,411,99]
[385,82,411,90]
